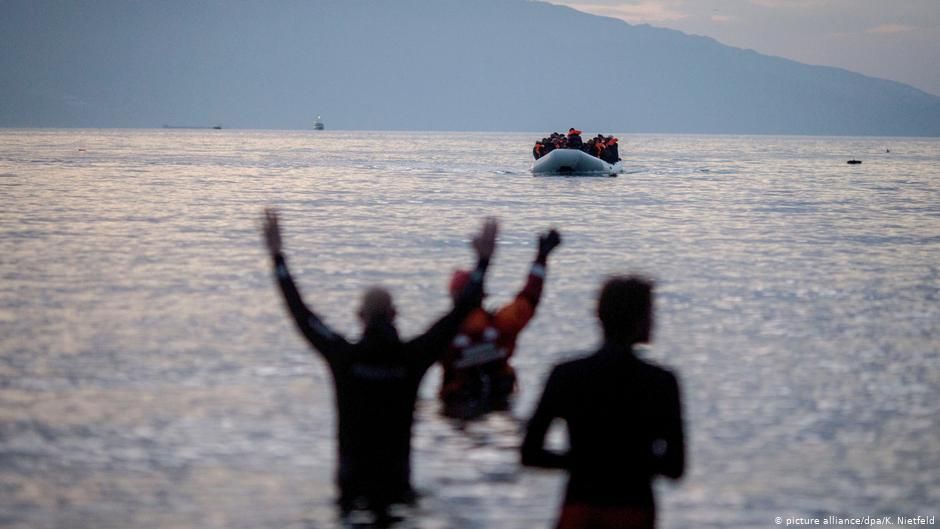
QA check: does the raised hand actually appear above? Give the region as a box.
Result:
[262,208,283,257]
[473,217,499,262]
[537,229,562,259]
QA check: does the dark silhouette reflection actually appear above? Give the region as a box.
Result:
[522,276,685,529]
[438,229,561,420]
[263,209,496,525]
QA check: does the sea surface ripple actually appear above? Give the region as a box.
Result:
[1,129,938,529]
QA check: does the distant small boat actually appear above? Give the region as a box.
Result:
[532,149,622,177]
[847,159,862,164]
[314,115,325,131]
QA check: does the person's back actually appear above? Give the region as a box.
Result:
[521,276,684,529]
[263,210,497,520]
[529,345,682,507]
[327,320,443,508]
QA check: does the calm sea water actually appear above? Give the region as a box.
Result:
[1,129,938,529]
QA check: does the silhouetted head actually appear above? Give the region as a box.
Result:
[358,286,396,326]
[597,276,654,345]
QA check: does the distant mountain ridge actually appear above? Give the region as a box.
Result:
[2,0,939,136]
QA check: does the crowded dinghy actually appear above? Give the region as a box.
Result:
[532,129,623,176]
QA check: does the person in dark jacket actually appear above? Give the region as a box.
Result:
[583,137,595,155]
[566,128,583,150]
[602,137,621,164]
[542,137,555,157]
[263,209,497,522]
[521,276,684,529]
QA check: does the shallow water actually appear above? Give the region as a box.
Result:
[1,129,938,529]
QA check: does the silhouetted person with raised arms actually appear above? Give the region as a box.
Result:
[438,228,561,419]
[263,209,497,524]
[521,276,684,529]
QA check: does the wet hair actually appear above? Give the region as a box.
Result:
[597,276,654,344]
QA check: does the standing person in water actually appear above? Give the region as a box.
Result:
[438,229,562,418]
[521,276,685,529]
[263,209,497,523]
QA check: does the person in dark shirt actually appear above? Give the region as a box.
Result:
[263,209,497,522]
[542,137,556,157]
[602,136,621,164]
[521,276,684,529]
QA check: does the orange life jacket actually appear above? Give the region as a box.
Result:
[439,266,544,399]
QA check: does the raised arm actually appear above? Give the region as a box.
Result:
[263,209,348,360]
[493,229,561,331]
[520,366,570,469]
[410,218,498,368]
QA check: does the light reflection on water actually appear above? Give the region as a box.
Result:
[1,130,938,529]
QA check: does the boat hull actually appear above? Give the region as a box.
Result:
[532,149,622,176]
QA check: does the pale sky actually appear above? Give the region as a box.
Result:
[549,0,940,96]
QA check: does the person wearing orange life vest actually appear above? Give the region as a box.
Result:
[593,136,607,159]
[566,128,583,150]
[438,228,562,418]
[602,137,621,164]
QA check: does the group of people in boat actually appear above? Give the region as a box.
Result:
[264,211,684,528]
[533,128,622,164]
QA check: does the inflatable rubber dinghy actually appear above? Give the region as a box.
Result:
[532,149,623,177]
